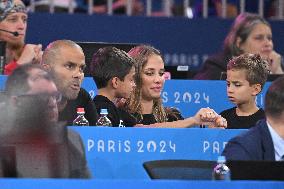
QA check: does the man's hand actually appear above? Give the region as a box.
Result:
[17,44,43,65]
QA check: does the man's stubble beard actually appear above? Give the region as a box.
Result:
[53,77,79,100]
[63,88,79,100]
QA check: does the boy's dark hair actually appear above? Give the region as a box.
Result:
[265,76,284,119]
[90,46,134,89]
[227,53,269,89]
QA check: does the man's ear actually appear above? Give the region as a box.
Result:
[252,84,262,96]
[42,63,51,71]
[236,37,242,49]
[10,96,19,106]
[111,77,119,89]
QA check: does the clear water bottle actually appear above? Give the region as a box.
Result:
[72,107,89,126]
[96,109,112,127]
[212,156,231,180]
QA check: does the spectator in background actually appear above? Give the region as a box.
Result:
[0,0,42,75]
[88,0,144,15]
[193,0,273,18]
[193,0,223,17]
[125,45,227,128]
[41,40,98,126]
[222,76,284,161]
[24,0,76,12]
[220,53,269,129]
[267,0,284,18]
[194,12,283,80]
[0,64,90,178]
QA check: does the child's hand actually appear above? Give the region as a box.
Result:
[207,115,227,129]
[195,108,227,128]
[193,107,218,125]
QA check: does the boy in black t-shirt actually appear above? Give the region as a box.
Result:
[220,53,270,129]
[90,47,136,127]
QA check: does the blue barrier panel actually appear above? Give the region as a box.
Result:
[81,77,97,98]
[0,179,283,189]
[161,80,270,117]
[80,77,270,118]
[70,127,245,179]
[0,75,271,117]
[0,75,6,90]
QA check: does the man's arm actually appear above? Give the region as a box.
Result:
[222,138,253,161]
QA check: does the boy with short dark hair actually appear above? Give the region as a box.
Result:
[222,76,284,160]
[220,53,270,129]
[90,46,136,127]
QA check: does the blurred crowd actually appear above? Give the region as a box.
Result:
[20,0,284,18]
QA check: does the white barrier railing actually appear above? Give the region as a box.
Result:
[278,0,284,19]
[87,0,93,15]
[240,0,245,14]
[27,0,284,19]
[107,0,112,15]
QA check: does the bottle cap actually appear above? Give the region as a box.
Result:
[100,109,108,114]
[217,156,226,163]
[77,107,85,113]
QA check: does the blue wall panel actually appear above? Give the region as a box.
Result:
[25,13,284,70]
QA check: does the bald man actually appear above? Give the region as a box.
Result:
[42,40,98,126]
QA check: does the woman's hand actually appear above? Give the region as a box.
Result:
[207,115,227,128]
[268,50,283,74]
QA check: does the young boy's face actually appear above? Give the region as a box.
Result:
[116,67,136,99]
[226,69,258,106]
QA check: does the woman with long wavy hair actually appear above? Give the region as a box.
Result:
[125,45,227,128]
